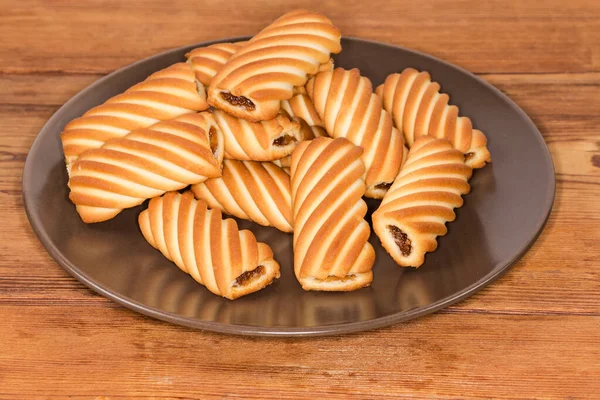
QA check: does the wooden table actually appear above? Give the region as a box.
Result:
[2,1,599,398]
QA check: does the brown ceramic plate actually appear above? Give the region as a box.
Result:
[22,37,555,336]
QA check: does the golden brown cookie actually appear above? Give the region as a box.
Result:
[280,93,325,130]
[271,157,291,174]
[186,42,245,88]
[61,62,208,174]
[290,137,375,291]
[139,191,280,300]
[376,68,491,168]
[209,109,302,161]
[68,113,223,223]
[372,136,472,267]
[208,10,342,122]
[272,107,327,174]
[191,159,293,233]
[306,68,405,199]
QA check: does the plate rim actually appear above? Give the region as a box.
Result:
[22,36,556,337]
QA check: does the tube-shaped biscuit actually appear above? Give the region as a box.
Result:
[139,191,280,300]
[272,124,326,174]
[208,10,342,122]
[280,93,325,130]
[372,136,472,267]
[273,100,327,174]
[191,159,293,233]
[209,109,302,161]
[69,113,223,223]
[306,68,405,199]
[376,68,491,168]
[291,137,375,291]
[186,42,245,88]
[61,63,208,174]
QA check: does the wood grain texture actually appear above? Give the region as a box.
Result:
[1,0,599,398]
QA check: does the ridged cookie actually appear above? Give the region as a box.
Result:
[139,191,280,300]
[208,9,342,122]
[61,62,208,174]
[376,68,491,168]
[306,68,405,199]
[291,137,375,291]
[186,42,245,88]
[372,136,472,267]
[209,109,302,161]
[272,126,327,175]
[273,107,328,175]
[69,113,223,223]
[191,159,293,233]
[281,93,324,129]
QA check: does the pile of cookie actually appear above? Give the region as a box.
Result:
[61,10,491,299]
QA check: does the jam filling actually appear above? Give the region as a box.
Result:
[388,225,412,256]
[374,182,392,191]
[234,265,265,287]
[209,126,219,155]
[324,275,355,282]
[220,92,256,111]
[273,134,297,147]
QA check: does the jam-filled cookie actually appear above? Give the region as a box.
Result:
[207,109,302,161]
[192,159,293,233]
[68,113,223,224]
[280,93,325,131]
[376,68,491,168]
[372,136,472,267]
[186,41,244,90]
[139,191,281,300]
[306,68,406,199]
[61,63,208,175]
[290,137,375,291]
[208,10,341,122]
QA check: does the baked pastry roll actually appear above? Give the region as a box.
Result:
[372,136,472,267]
[376,68,491,168]
[271,157,291,174]
[281,93,325,130]
[69,113,223,223]
[191,159,293,233]
[272,120,327,174]
[291,137,375,291]
[209,109,302,161]
[186,42,245,88]
[61,62,208,174]
[139,191,280,300]
[208,10,342,122]
[306,68,405,199]
[273,128,329,173]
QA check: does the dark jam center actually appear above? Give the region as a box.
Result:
[220,92,256,111]
[209,126,219,155]
[324,275,355,282]
[273,134,297,147]
[374,182,392,191]
[234,265,265,287]
[464,152,475,160]
[387,225,412,256]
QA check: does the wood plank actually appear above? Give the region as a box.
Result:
[0,0,598,75]
[0,74,102,107]
[0,307,598,398]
